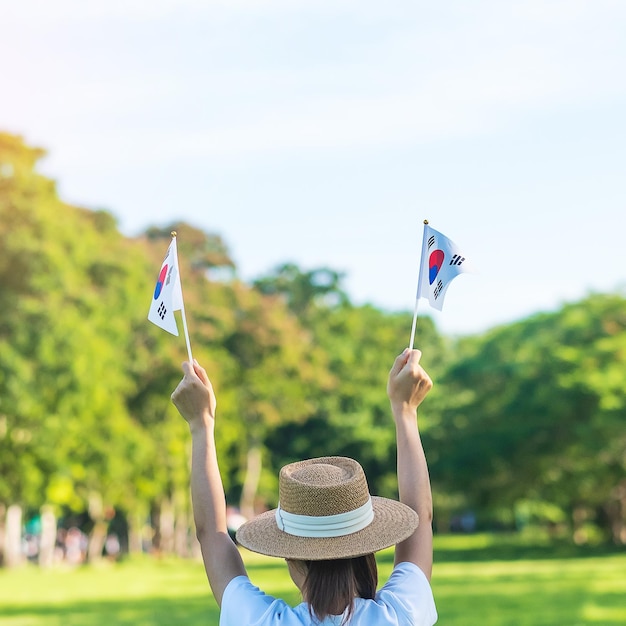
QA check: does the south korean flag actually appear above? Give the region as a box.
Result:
[148,237,183,336]
[416,224,474,311]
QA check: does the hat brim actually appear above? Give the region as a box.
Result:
[235,496,419,561]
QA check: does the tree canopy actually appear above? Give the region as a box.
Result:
[1,132,624,567]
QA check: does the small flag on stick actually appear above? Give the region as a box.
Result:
[148,232,193,362]
[416,222,473,311]
[409,221,473,349]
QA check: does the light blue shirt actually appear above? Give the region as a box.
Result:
[220,561,437,625]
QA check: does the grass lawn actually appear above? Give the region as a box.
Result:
[429,535,626,626]
[0,535,624,625]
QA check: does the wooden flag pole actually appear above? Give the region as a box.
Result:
[180,301,193,364]
[171,231,193,363]
[408,300,419,351]
[409,220,429,350]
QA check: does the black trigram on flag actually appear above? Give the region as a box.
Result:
[433,279,444,300]
[449,254,465,266]
[427,235,435,250]
[157,302,167,320]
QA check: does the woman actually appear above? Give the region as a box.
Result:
[171,348,437,625]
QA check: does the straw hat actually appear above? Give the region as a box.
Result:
[236,456,419,560]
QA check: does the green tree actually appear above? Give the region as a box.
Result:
[428,293,626,542]
[219,282,331,517]
[0,133,169,562]
[258,264,447,501]
[254,263,348,316]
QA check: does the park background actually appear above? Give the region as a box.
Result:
[0,132,625,624]
[1,1,626,623]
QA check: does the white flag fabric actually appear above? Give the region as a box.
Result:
[148,237,184,335]
[416,224,473,311]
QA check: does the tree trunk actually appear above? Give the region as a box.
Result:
[4,504,23,568]
[572,504,591,545]
[240,444,262,520]
[159,497,175,555]
[0,503,5,567]
[174,506,189,558]
[87,492,107,563]
[128,509,146,555]
[38,505,57,568]
[607,480,626,545]
[151,502,161,553]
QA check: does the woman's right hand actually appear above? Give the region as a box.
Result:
[387,349,433,415]
[171,360,217,428]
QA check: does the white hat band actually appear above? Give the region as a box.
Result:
[275,497,374,538]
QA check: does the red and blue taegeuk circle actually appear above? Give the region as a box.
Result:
[153,264,169,300]
[428,250,445,284]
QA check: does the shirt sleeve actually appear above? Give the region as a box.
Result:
[219,575,301,626]
[376,562,438,626]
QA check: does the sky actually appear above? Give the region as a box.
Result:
[2,0,625,336]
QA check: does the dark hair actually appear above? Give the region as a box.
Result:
[302,554,378,624]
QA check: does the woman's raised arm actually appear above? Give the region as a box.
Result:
[387,349,434,580]
[171,360,246,605]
